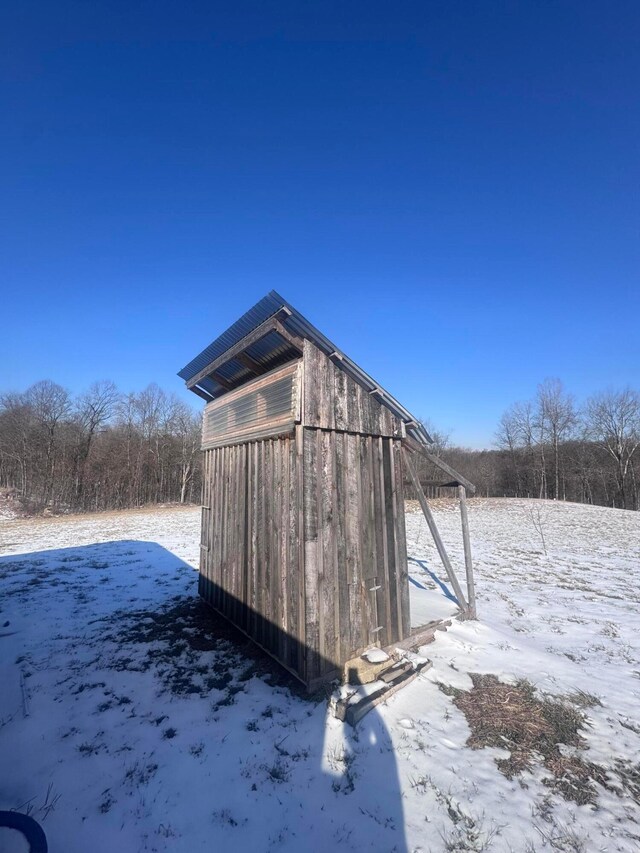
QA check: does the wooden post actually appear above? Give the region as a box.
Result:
[458,485,476,619]
[402,448,468,611]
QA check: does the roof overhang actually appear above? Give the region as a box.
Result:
[178,290,433,447]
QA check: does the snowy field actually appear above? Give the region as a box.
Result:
[1,499,639,852]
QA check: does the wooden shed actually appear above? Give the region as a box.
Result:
[179,292,475,691]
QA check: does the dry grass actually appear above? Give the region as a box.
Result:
[439,674,609,805]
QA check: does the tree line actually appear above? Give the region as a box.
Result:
[0,380,202,513]
[428,380,640,511]
[1,377,638,515]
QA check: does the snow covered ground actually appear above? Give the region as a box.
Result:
[1,499,639,852]
[407,557,460,626]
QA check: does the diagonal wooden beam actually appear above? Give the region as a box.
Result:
[402,447,469,611]
[402,434,476,494]
[186,310,303,391]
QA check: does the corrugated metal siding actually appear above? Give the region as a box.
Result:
[179,292,291,381]
[201,363,300,448]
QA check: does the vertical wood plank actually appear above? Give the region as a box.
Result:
[272,438,282,660]
[334,430,349,665]
[355,434,372,649]
[363,436,381,643]
[320,354,335,430]
[303,427,320,681]
[264,439,272,650]
[393,441,411,639]
[234,443,242,624]
[295,424,306,678]
[238,442,248,631]
[373,437,389,647]
[216,445,225,611]
[315,429,326,669]
[251,441,260,638]
[229,444,237,624]
[333,362,348,431]
[303,341,320,427]
[382,438,399,641]
[289,435,300,671]
[361,436,377,580]
[388,439,404,638]
[209,448,216,598]
[245,441,254,635]
[319,428,337,671]
[360,386,373,435]
[345,433,364,655]
[329,430,340,669]
[256,441,264,647]
[280,437,290,664]
[346,380,361,434]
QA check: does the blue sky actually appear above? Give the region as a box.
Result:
[1,1,638,448]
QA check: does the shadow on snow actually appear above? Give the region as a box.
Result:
[0,540,408,853]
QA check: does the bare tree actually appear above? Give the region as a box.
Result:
[0,392,34,496]
[25,381,71,507]
[171,403,202,504]
[503,400,540,497]
[495,406,523,496]
[74,381,121,504]
[586,388,640,510]
[531,394,549,500]
[527,504,548,555]
[3,374,640,516]
[0,379,203,513]
[537,379,576,500]
[419,419,450,456]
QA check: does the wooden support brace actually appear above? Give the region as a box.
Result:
[458,485,477,619]
[402,434,476,494]
[402,448,469,611]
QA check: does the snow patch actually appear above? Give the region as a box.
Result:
[361,647,389,664]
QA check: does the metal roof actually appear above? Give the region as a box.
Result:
[178,290,433,446]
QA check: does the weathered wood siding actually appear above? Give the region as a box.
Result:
[302,428,410,683]
[199,341,411,689]
[302,340,404,437]
[199,435,306,680]
[300,340,410,683]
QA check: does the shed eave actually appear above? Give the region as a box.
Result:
[178,290,433,447]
